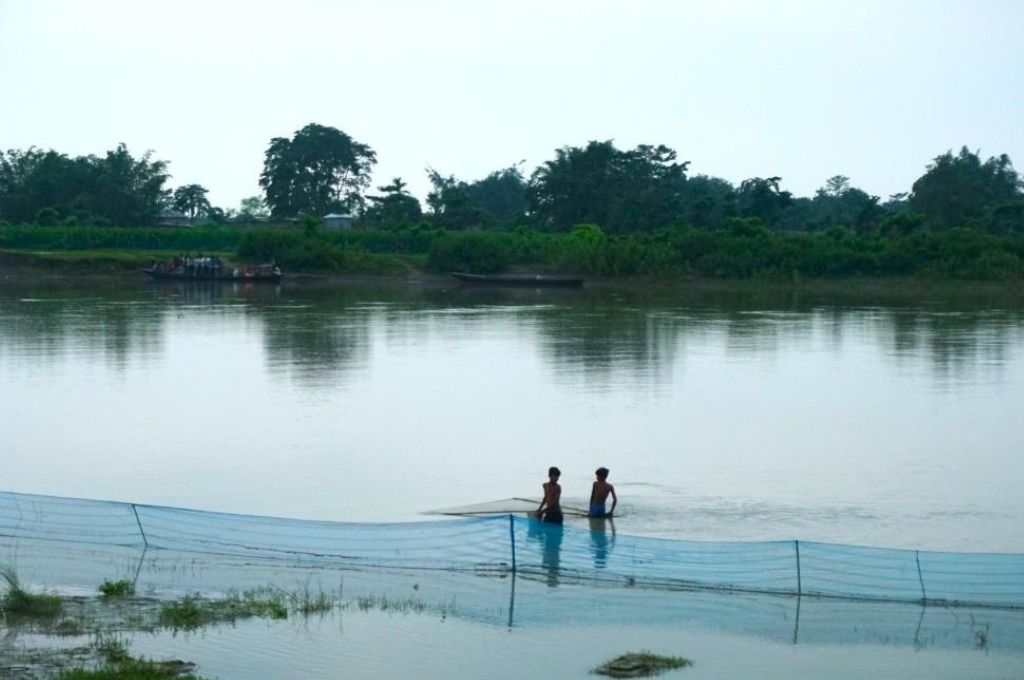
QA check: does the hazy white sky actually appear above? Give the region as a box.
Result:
[2,0,1022,211]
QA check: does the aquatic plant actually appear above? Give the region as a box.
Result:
[0,565,63,619]
[54,618,84,636]
[98,579,135,598]
[290,585,336,616]
[593,651,693,678]
[348,594,454,618]
[56,657,204,679]
[96,635,132,664]
[158,590,288,631]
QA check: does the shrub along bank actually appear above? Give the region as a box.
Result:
[2,221,1023,280]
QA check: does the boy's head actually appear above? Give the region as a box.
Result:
[548,466,561,479]
[595,467,609,480]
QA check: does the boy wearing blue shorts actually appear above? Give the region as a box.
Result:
[589,467,617,518]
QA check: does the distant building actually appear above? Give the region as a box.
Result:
[323,213,355,230]
[157,210,191,227]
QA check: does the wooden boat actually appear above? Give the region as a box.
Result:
[451,272,584,288]
[141,266,282,283]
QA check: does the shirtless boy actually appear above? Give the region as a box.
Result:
[589,467,617,518]
[536,466,563,524]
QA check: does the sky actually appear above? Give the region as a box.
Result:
[1,0,1022,212]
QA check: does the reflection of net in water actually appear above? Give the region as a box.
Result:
[1,490,1022,610]
[6,535,1024,656]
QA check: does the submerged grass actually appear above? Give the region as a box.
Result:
[353,595,427,613]
[593,651,693,678]
[98,579,135,598]
[158,589,289,630]
[349,594,454,618]
[290,586,336,616]
[57,657,205,680]
[1,565,63,619]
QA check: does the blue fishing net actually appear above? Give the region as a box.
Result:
[2,490,1021,609]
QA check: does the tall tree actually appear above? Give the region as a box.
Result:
[0,144,169,225]
[736,176,793,227]
[806,175,882,231]
[238,196,270,220]
[465,164,528,223]
[259,123,377,218]
[425,169,490,229]
[172,184,211,220]
[680,174,736,229]
[909,147,1022,229]
[363,177,422,227]
[91,144,171,225]
[528,140,689,233]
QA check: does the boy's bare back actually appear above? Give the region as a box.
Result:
[591,480,614,504]
[589,467,617,517]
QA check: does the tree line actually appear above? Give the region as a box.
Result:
[1,122,1022,238]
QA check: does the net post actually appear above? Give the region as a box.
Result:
[795,540,802,596]
[131,503,149,548]
[132,544,148,590]
[915,550,927,603]
[508,514,517,573]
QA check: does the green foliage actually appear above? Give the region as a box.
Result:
[4,219,1024,281]
[1,566,63,618]
[236,227,406,274]
[55,634,207,679]
[57,658,205,680]
[98,579,135,597]
[910,147,1022,230]
[464,165,528,223]
[528,140,689,233]
[291,586,335,616]
[237,195,269,221]
[362,177,422,228]
[259,123,377,217]
[425,168,493,230]
[36,206,60,225]
[680,174,736,228]
[984,199,1024,235]
[301,212,322,237]
[736,176,793,226]
[593,651,693,678]
[159,591,288,631]
[0,223,242,250]
[426,231,514,273]
[0,144,169,226]
[172,184,211,221]
[96,635,132,663]
[878,211,926,237]
[802,175,883,231]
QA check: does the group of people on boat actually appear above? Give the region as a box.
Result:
[535,466,617,524]
[148,254,281,279]
[149,253,225,276]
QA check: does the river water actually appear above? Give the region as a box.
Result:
[2,275,1023,553]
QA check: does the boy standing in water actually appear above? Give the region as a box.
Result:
[536,466,563,524]
[589,467,617,518]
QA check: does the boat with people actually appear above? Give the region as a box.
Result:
[450,272,584,288]
[142,255,282,283]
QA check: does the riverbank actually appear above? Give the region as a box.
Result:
[4,223,1024,282]
[4,248,1024,307]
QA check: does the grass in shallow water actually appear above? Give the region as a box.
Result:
[56,657,204,679]
[158,589,289,630]
[1,565,63,619]
[593,651,693,678]
[98,579,136,598]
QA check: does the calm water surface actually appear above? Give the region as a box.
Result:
[2,276,1024,552]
